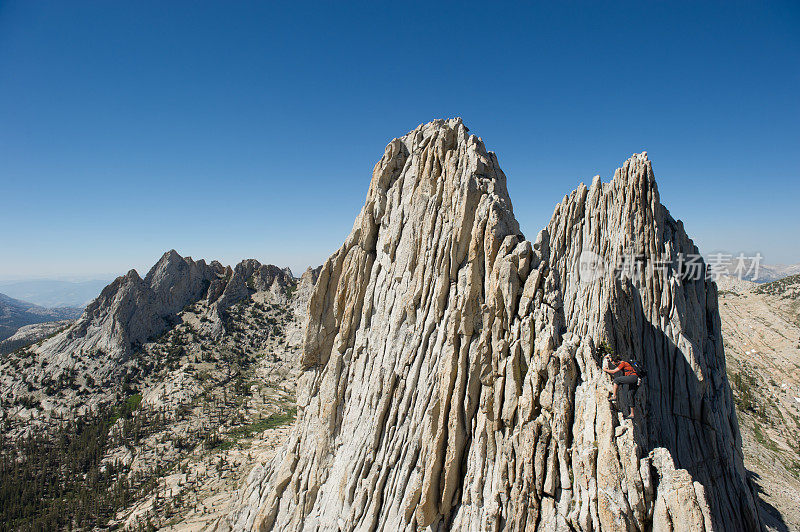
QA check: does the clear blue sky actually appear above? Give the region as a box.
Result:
[1,1,798,279]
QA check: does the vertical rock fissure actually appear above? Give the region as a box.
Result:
[223,120,762,532]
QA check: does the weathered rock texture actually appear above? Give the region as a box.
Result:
[0,251,299,428]
[717,274,800,531]
[60,250,226,363]
[24,251,296,376]
[227,119,760,531]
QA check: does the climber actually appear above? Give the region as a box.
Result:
[603,354,639,420]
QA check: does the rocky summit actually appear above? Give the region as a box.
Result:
[224,119,760,531]
[0,250,302,433]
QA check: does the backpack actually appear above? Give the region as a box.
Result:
[631,360,647,378]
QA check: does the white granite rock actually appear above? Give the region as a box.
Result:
[225,119,760,531]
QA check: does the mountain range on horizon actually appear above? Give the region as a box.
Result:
[0,278,114,308]
[0,292,81,342]
[1,258,796,321]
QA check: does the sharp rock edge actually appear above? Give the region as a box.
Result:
[35,252,297,367]
[223,118,760,531]
[3,251,300,423]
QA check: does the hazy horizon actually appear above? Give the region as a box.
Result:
[1,247,798,285]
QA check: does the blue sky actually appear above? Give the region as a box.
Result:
[1,1,798,279]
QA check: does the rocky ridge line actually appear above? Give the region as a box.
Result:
[225,118,760,531]
[0,251,299,430]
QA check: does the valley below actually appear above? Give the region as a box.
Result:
[718,274,800,532]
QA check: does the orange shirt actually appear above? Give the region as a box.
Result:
[617,361,637,377]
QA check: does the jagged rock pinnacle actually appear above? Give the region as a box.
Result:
[1,252,302,427]
[224,119,760,531]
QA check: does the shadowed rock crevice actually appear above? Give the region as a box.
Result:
[224,119,761,531]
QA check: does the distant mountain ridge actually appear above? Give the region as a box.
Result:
[717,261,800,283]
[0,278,111,308]
[0,320,73,355]
[0,293,81,341]
[760,263,800,282]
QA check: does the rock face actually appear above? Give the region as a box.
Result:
[205,259,297,338]
[0,251,299,430]
[717,274,800,531]
[57,250,226,364]
[227,119,760,531]
[27,251,298,378]
[723,262,800,283]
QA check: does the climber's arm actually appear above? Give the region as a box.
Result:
[603,361,622,375]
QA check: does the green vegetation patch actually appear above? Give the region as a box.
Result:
[205,408,297,451]
[0,394,164,530]
[286,282,298,299]
[755,274,800,298]
[729,370,767,420]
[231,409,297,438]
[752,422,781,454]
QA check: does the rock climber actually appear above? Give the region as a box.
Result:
[603,354,639,420]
